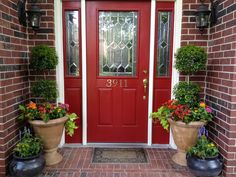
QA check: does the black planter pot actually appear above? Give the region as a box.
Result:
[186,154,223,177]
[9,153,45,177]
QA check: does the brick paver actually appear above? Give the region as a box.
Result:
[42,147,194,177]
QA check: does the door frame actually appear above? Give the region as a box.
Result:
[54,0,182,147]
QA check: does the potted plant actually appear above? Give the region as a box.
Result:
[151,45,211,166]
[18,102,78,166]
[187,127,223,177]
[152,99,213,166]
[9,133,45,177]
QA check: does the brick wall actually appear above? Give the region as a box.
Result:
[0,0,55,176]
[206,0,236,176]
[182,0,236,176]
[0,0,29,176]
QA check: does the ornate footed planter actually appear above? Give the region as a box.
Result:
[168,118,205,166]
[187,154,223,177]
[29,116,68,166]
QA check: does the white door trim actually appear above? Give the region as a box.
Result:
[169,0,182,149]
[147,0,156,146]
[54,0,65,147]
[81,0,88,145]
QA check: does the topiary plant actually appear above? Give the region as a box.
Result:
[173,81,201,107]
[175,45,207,75]
[31,80,58,102]
[30,45,58,70]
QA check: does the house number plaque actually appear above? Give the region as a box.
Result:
[106,79,128,88]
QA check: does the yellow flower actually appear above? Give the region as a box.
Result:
[195,110,198,113]
[200,102,206,108]
[58,108,61,112]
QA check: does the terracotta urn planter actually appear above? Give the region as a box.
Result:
[29,116,68,166]
[168,118,205,166]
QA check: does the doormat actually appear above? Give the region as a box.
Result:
[92,148,148,163]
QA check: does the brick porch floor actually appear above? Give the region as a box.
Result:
[42,147,195,177]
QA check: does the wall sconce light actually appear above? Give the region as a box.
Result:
[195,0,218,33]
[17,0,43,31]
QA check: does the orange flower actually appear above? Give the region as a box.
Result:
[27,102,37,109]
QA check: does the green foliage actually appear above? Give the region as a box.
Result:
[13,133,43,158]
[30,45,58,70]
[31,80,58,102]
[175,45,207,75]
[191,103,213,122]
[65,113,79,136]
[188,135,219,159]
[151,106,170,130]
[173,81,201,107]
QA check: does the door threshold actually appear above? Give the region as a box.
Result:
[63,143,171,149]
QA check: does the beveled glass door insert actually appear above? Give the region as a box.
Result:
[157,11,171,77]
[99,11,138,76]
[65,11,80,76]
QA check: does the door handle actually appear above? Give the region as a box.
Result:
[143,79,148,93]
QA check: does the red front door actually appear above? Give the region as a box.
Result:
[87,1,150,143]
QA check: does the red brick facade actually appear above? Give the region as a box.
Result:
[0,0,55,176]
[0,0,235,176]
[182,0,236,176]
[206,0,236,176]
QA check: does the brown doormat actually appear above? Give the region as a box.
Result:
[92,148,148,163]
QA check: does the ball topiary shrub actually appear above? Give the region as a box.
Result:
[31,80,58,102]
[173,81,201,107]
[30,45,58,70]
[175,45,207,75]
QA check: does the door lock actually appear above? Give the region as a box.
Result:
[143,78,148,94]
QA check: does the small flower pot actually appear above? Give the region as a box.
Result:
[187,154,223,177]
[9,153,45,177]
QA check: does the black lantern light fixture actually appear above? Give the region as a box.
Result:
[195,0,218,33]
[17,0,43,31]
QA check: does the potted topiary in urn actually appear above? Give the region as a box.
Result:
[152,45,212,166]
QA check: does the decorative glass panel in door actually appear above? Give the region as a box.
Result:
[65,11,80,76]
[157,11,171,77]
[99,12,138,76]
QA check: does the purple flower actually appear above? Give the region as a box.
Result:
[58,103,69,111]
[198,126,208,137]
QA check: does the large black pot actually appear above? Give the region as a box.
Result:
[187,154,223,177]
[9,153,45,177]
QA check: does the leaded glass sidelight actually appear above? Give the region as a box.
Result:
[157,12,171,77]
[65,11,80,76]
[99,11,138,76]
